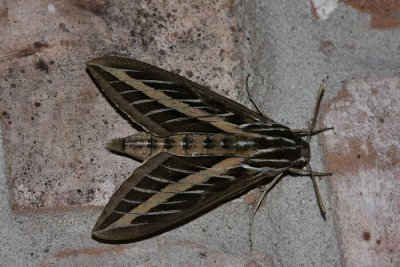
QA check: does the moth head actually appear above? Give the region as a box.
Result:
[294,140,311,167]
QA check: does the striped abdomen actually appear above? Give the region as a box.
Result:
[107,121,309,172]
[107,132,258,161]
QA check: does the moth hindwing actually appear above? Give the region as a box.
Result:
[87,56,313,242]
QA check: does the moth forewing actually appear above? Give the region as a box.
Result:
[87,56,324,243]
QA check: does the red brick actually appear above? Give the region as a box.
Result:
[0,0,241,212]
[341,0,400,29]
[321,77,400,266]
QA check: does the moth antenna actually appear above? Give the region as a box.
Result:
[292,127,334,137]
[307,80,326,142]
[288,167,331,177]
[307,164,326,219]
[290,79,333,138]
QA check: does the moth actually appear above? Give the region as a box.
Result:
[87,56,330,242]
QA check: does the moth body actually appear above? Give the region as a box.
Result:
[108,132,251,159]
[87,57,315,242]
[108,122,309,171]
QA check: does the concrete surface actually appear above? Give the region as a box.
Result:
[0,0,399,266]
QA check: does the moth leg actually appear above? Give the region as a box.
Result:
[248,173,283,253]
[289,167,331,176]
[245,74,265,116]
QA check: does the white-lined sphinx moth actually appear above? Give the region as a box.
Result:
[87,56,330,242]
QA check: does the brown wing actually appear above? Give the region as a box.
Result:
[92,153,279,242]
[87,56,273,136]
